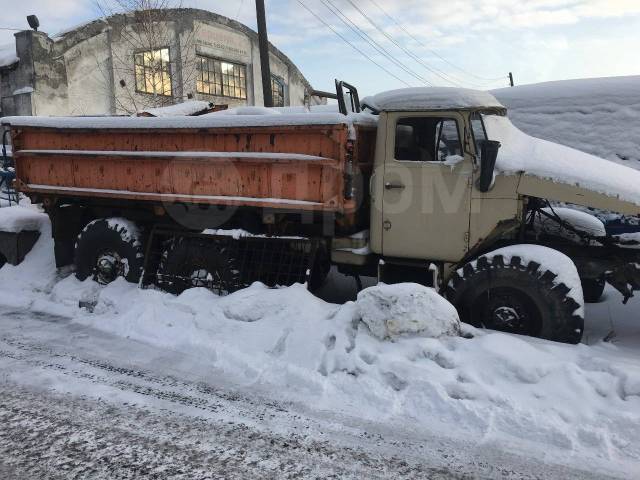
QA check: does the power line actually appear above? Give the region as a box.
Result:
[320,0,432,86]
[295,0,412,87]
[366,0,506,84]
[0,27,23,31]
[343,0,464,87]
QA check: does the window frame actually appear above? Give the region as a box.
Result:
[196,55,248,100]
[134,47,173,97]
[469,111,488,157]
[393,115,464,164]
[271,75,285,107]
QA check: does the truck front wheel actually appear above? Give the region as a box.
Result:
[74,218,144,285]
[446,252,584,344]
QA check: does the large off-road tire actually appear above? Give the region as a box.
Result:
[74,218,144,285]
[446,253,584,344]
[160,238,241,295]
[581,275,606,303]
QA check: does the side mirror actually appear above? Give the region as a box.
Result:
[478,140,501,192]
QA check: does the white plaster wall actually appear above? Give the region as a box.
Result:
[3,12,319,116]
[64,31,113,115]
[32,35,68,116]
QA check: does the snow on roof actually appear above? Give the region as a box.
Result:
[139,100,213,117]
[1,110,378,130]
[486,114,640,206]
[52,18,109,40]
[362,87,504,112]
[0,43,19,68]
[492,75,640,169]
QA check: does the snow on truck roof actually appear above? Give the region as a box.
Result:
[361,87,505,112]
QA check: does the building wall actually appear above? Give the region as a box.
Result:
[0,8,323,117]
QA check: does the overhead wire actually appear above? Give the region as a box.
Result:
[343,0,467,87]
[295,0,412,87]
[320,0,432,86]
[366,0,508,85]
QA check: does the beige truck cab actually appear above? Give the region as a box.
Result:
[357,87,640,343]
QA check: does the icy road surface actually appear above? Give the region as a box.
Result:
[0,306,622,480]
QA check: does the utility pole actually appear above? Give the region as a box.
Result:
[509,72,514,87]
[255,0,273,107]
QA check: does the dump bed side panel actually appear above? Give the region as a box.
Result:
[11,124,354,213]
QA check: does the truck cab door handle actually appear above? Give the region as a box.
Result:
[385,182,405,190]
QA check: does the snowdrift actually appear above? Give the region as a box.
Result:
[485,114,640,207]
[492,76,640,169]
[0,206,639,476]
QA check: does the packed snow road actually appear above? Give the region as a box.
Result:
[0,307,621,480]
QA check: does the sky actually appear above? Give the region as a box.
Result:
[1,0,639,97]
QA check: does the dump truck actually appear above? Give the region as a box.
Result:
[4,81,640,344]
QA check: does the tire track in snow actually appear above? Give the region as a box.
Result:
[0,309,623,480]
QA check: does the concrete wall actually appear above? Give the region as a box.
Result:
[0,8,323,117]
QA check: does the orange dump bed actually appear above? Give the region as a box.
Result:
[5,116,376,217]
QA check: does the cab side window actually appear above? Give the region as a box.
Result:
[395,117,462,162]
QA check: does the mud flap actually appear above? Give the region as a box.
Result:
[605,263,640,304]
[0,230,40,266]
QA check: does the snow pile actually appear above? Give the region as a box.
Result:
[357,283,460,339]
[1,215,640,475]
[492,76,640,168]
[0,44,18,68]
[213,106,282,116]
[139,100,213,117]
[485,114,640,207]
[362,87,504,112]
[22,275,640,475]
[533,207,606,242]
[0,205,48,233]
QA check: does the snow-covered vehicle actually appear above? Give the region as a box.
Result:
[3,81,640,344]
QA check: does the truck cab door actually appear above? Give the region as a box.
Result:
[379,111,472,261]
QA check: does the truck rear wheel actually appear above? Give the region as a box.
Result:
[446,253,584,344]
[161,238,240,295]
[74,218,144,285]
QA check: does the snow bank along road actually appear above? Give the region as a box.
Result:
[0,307,625,480]
[0,206,639,478]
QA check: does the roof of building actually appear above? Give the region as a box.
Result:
[361,87,505,112]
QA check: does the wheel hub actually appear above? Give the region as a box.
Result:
[95,251,126,284]
[482,288,533,333]
[492,305,521,328]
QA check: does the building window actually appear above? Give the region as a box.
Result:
[134,48,172,96]
[271,76,285,107]
[196,56,247,99]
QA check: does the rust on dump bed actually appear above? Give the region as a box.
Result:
[10,123,376,215]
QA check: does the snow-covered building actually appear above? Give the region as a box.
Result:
[0,8,323,117]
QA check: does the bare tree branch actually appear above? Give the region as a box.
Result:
[93,0,199,114]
